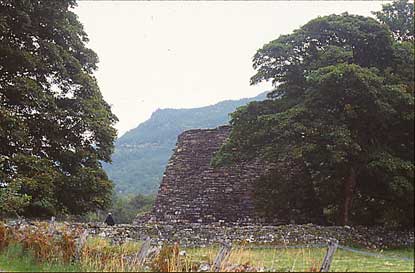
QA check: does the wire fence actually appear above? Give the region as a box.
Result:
[245,241,413,271]
[240,243,328,250]
[336,244,414,262]
[234,242,414,262]
[179,239,414,272]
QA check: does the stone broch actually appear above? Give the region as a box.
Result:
[152,125,274,224]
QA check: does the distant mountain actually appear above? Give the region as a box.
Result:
[103,92,268,195]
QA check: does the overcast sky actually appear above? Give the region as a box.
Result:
[74,1,388,136]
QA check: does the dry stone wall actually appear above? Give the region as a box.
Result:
[152,125,274,224]
[5,220,413,249]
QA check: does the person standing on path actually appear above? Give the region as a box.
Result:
[104,212,115,226]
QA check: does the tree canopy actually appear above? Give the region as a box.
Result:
[214,1,414,227]
[0,0,118,217]
[373,0,414,41]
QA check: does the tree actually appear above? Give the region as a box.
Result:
[373,0,414,41]
[250,13,393,91]
[0,0,117,217]
[214,8,414,227]
[111,194,155,224]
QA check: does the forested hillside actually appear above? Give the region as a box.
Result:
[104,92,267,195]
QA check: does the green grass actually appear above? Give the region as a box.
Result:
[0,244,81,272]
[1,242,413,272]
[186,245,414,272]
[330,247,414,272]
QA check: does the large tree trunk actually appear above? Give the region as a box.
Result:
[339,167,357,226]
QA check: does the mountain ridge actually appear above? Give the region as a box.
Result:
[104,92,268,195]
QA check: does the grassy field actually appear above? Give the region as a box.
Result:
[0,240,413,272]
[0,244,81,272]
[187,245,414,272]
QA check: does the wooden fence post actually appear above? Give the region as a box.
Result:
[74,230,89,262]
[320,239,338,272]
[136,237,153,267]
[212,242,232,272]
[48,216,56,234]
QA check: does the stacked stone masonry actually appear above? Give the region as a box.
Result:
[6,221,413,249]
[152,125,274,224]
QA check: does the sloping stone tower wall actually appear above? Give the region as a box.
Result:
[152,125,273,223]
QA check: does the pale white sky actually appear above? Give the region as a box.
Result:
[74,1,389,136]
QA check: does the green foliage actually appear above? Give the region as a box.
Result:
[373,0,414,41]
[110,194,155,224]
[0,179,31,218]
[0,0,117,216]
[215,4,414,227]
[254,161,324,224]
[104,93,266,195]
[250,13,393,89]
[84,193,155,224]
